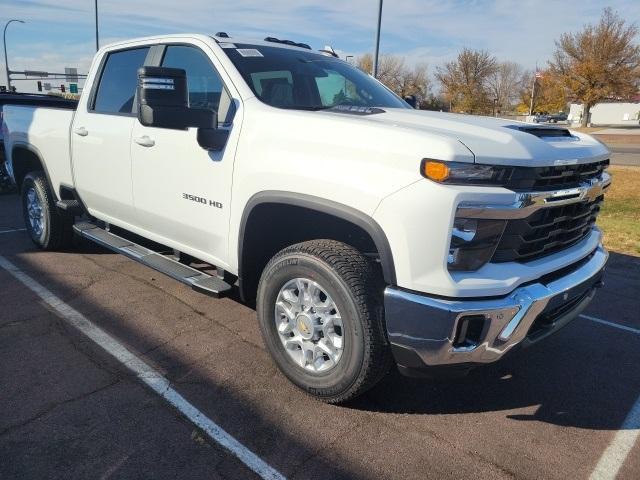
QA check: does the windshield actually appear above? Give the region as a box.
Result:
[223,44,409,111]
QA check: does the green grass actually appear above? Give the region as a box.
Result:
[597,166,640,256]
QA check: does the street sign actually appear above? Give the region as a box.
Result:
[25,70,48,77]
[69,83,78,94]
[65,67,78,83]
[43,83,52,91]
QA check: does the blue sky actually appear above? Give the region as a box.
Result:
[1,0,639,93]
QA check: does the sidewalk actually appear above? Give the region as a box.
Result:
[594,128,640,135]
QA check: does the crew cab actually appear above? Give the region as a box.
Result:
[2,34,611,403]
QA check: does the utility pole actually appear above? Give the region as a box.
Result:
[95,0,100,51]
[528,62,538,117]
[372,0,383,78]
[3,19,25,91]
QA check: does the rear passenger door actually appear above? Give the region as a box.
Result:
[130,43,240,267]
[72,46,151,227]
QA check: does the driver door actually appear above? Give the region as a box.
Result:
[130,43,240,267]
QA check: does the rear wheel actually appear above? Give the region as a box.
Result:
[21,171,73,250]
[257,240,391,403]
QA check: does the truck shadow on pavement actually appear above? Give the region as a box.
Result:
[348,251,640,430]
[12,237,640,436]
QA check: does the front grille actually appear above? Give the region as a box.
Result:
[492,195,604,263]
[505,160,609,191]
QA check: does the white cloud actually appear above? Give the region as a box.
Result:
[2,0,639,92]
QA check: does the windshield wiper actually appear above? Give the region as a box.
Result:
[274,105,385,114]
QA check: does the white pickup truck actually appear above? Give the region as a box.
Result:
[2,34,611,403]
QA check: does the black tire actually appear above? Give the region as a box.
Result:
[257,240,392,403]
[21,171,73,250]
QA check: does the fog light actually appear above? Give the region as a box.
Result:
[453,315,486,349]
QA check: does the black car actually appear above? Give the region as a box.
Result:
[547,112,568,123]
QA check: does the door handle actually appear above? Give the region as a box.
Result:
[134,135,155,147]
[73,127,88,137]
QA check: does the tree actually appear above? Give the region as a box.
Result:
[357,53,431,104]
[517,69,567,114]
[420,93,450,111]
[487,61,524,114]
[435,48,498,114]
[550,7,640,126]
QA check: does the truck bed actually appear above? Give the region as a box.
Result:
[1,94,77,192]
[2,104,77,195]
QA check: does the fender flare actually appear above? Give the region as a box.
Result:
[238,191,397,285]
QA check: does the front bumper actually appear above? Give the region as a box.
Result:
[384,245,608,376]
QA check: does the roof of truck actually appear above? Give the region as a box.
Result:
[101,33,319,54]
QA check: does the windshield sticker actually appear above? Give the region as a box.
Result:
[219,43,237,49]
[237,48,264,57]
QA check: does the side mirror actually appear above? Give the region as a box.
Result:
[197,128,230,151]
[137,66,216,130]
[404,95,417,109]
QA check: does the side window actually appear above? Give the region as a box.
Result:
[161,45,235,124]
[93,47,150,114]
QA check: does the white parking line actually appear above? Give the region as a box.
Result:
[0,228,26,234]
[581,314,640,336]
[581,313,640,479]
[0,255,285,480]
[590,396,640,480]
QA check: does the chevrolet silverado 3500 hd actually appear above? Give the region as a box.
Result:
[2,34,611,403]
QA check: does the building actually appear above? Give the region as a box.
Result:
[568,101,640,127]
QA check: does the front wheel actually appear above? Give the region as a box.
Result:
[21,171,73,250]
[257,240,391,403]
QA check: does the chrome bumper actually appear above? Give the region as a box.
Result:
[384,245,608,374]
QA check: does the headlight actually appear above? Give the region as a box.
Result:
[421,160,513,186]
[448,218,506,271]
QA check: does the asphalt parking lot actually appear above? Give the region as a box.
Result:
[1,193,639,480]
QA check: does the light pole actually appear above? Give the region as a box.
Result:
[94,0,99,51]
[3,19,25,91]
[372,0,383,78]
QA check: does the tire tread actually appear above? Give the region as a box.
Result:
[261,239,392,403]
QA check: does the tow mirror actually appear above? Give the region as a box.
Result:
[136,66,216,131]
[197,127,230,151]
[404,95,417,109]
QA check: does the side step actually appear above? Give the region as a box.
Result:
[56,199,84,215]
[73,222,232,298]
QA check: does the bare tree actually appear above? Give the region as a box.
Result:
[357,53,431,104]
[487,61,524,114]
[550,7,640,126]
[435,48,498,114]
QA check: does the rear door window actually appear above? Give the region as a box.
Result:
[93,47,150,114]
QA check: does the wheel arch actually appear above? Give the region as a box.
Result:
[237,191,396,302]
[11,142,57,200]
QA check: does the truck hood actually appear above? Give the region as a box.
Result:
[327,108,610,167]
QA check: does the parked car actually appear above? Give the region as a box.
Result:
[2,34,611,403]
[1,92,77,192]
[548,112,569,123]
[532,113,550,123]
